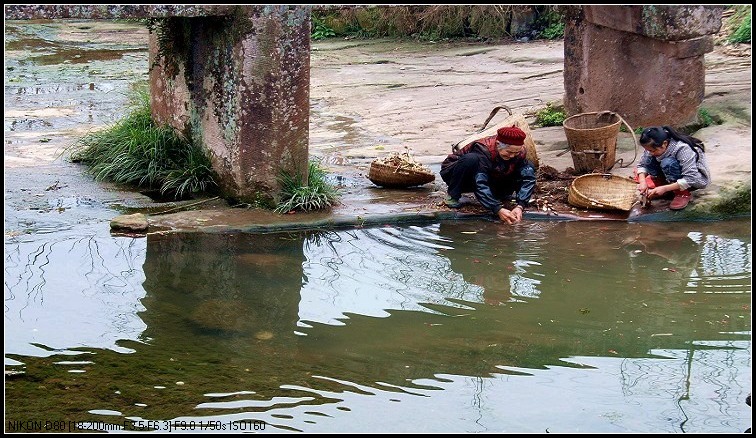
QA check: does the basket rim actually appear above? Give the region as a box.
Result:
[563,112,621,130]
[572,172,636,182]
[370,160,434,176]
[571,173,637,190]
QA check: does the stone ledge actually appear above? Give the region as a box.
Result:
[583,5,724,41]
[647,36,714,59]
[3,5,266,20]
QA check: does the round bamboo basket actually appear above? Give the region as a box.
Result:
[563,112,621,173]
[568,173,639,211]
[368,161,435,188]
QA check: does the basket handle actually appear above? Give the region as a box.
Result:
[595,111,639,170]
[478,105,513,133]
[452,105,514,153]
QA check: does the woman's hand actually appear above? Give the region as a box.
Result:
[497,206,522,224]
[512,205,523,222]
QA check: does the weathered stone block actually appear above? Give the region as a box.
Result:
[564,22,707,128]
[111,213,149,233]
[149,7,311,204]
[583,5,725,41]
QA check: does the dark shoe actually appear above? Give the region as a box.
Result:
[444,197,462,208]
[670,190,691,210]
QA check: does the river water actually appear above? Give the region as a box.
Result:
[4,19,752,433]
[5,219,751,433]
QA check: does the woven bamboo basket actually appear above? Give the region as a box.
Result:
[368,161,435,188]
[453,105,539,169]
[568,173,639,211]
[563,111,621,173]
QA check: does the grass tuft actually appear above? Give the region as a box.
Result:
[727,5,751,44]
[275,160,340,214]
[66,83,217,200]
[534,102,566,127]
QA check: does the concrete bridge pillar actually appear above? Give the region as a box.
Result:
[149,6,311,205]
[563,5,725,127]
[4,4,311,206]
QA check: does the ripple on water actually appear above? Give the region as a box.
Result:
[204,390,256,398]
[196,396,316,410]
[88,409,122,416]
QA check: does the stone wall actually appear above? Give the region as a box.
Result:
[4,5,240,19]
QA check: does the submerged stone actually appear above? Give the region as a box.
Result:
[189,299,251,333]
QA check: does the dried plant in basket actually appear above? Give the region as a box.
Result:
[368,150,435,188]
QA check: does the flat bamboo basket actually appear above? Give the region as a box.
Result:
[568,173,639,211]
[368,161,435,188]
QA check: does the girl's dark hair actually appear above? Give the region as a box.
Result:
[639,125,705,158]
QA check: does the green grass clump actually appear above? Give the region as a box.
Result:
[311,15,336,40]
[275,160,340,214]
[619,125,644,135]
[727,5,751,44]
[535,7,565,40]
[534,103,566,127]
[68,85,217,200]
[697,108,715,127]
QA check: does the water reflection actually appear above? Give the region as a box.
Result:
[4,220,751,432]
[4,232,147,358]
[298,226,471,325]
[27,48,146,65]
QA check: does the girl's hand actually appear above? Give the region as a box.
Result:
[647,186,669,199]
[637,181,648,194]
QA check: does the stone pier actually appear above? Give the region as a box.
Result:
[563,5,725,127]
[147,7,311,205]
[4,5,311,205]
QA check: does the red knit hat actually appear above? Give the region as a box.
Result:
[496,126,526,146]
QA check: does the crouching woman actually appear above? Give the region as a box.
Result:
[440,125,536,224]
[635,126,711,210]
